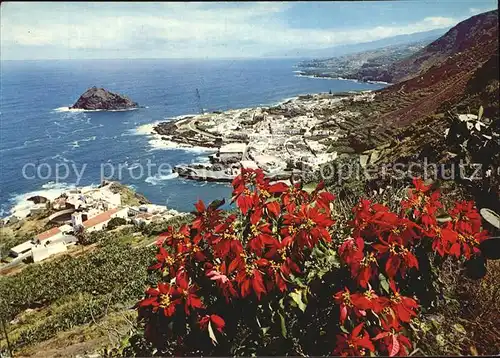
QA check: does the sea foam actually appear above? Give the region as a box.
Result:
[145,172,179,186]
[54,106,140,113]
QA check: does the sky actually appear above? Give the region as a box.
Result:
[0,1,498,60]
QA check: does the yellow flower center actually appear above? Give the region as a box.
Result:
[159,294,171,308]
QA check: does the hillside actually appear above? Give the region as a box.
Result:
[386,9,499,83]
[325,9,499,148]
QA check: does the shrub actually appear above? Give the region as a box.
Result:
[132,169,494,356]
[107,217,128,231]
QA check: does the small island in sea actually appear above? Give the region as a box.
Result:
[70,86,139,111]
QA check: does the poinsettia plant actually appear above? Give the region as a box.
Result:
[135,168,490,356]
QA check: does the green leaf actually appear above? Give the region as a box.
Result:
[359,154,369,169]
[478,106,484,121]
[453,323,466,335]
[279,297,285,310]
[436,334,446,347]
[208,321,218,345]
[290,289,307,312]
[278,311,287,338]
[370,150,380,164]
[436,214,452,223]
[480,208,500,229]
[379,273,390,293]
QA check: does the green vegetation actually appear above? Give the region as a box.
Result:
[0,240,154,350]
[0,214,194,355]
[106,217,128,231]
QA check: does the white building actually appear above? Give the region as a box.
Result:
[218,142,247,162]
[239,160,259,170]
[9,240,36,257]
[32,242,67,262]
[71,212,83,227]
[82,207,128,232]
[34,226,66,245]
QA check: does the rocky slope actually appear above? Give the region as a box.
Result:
[385,9,499,83]
[70,87,138,110]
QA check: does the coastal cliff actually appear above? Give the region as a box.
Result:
[70,87,138,110]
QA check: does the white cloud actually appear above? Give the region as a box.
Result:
[0,2,467,59]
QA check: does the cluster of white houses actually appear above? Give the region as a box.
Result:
[4,183,180,266]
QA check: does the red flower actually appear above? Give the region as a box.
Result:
[176,271,204,315]
[333,288,367,324]
[211,215,243,258]
[448,229,488,259]
[449,201,482,234]
[373,327,412,357]
[350,286,384,313]
[156,224,190,247]
[270,181,309,212]
[282,204,334,248]
[265,200,281,218]
[378,280,418,323]
[333,323,375,357]
[192,199,223,233]
[232,168,268,215]
[246,210,275,256]
[205,262,238,301]
[373,234,418,278]
[148,245,177,276]
[339,237,365,267]
[199,314,225,333]
[138,282,181,317]
[234,259,267,300]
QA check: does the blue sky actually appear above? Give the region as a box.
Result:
[1,1,497,60]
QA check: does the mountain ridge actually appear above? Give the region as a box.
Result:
[263,28,450,59]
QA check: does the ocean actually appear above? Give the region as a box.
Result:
[0,58,384,217]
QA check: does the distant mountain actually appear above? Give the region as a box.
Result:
[297,40,429,83]
[263,28,449,59]
[297,10,498,86]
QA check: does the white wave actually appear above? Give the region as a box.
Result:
[145,172,179,185]
[366,80,391,85]
[7,182,75,220]
[51,154,76,165]
[195,156,210,163]
[148,137,215,153]
[54,106,86,113]
[54,106,139,113]
[294,74,344,81]
[81,136,97,142]
[168,113,200,121]
[71,141,80,148]
[131,122,159,135]
[70,125,104,134]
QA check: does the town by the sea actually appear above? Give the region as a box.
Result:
[0,58,385,217]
